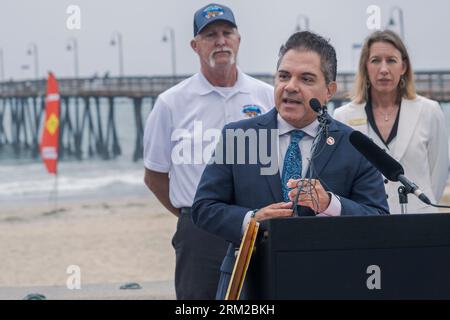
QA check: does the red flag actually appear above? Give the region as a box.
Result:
[40,72,60,174]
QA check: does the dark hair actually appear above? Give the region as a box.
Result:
[277,31,337,84]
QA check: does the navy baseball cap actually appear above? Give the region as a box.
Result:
[193,3,237,36]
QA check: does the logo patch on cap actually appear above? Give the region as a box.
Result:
[242,105,262,118]
[203,5,224,19]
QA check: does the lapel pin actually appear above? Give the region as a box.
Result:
[326,136,335,146]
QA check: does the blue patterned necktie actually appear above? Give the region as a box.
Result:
[281,130,305,202]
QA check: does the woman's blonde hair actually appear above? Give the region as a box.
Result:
[352,30,416,104]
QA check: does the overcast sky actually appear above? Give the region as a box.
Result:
[1,0,449,80]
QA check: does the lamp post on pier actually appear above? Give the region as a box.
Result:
[162,26,177,78]
[110,31,124,77]
[66,37,80,78]
[388,6,405,40]
[295,14,310,32]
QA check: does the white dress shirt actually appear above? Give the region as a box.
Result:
[241,115,342,235]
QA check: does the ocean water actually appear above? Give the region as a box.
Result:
[1,100,450,210]
[0,98,153,209]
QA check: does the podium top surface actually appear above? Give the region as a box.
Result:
[263,213,450,251]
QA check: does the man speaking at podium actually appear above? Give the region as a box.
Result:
[192,31,389,297]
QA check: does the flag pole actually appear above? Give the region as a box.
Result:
[54,172,59,213]
[41,72,61,212]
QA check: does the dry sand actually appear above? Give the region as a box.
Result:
[0,193,177,298]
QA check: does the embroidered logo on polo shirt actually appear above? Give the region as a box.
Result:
[242,105,262,118]
[203,5,224,19]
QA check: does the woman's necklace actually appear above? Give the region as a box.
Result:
[375,106,398,122]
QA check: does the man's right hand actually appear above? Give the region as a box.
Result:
[254,202,293,222]
[144,168,180,217]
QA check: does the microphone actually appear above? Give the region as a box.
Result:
[309,98,322,113]
[349,131,431,205]
[348,131,403,181]
[309,98,330,139]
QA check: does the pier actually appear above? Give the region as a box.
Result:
[1,70,449,161]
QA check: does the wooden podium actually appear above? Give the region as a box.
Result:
[238,214,450,299]
[225,218,259,300]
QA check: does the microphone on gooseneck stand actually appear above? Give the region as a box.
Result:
[309,98,330,138]
[290,98,333,216]
[349,130,450,211]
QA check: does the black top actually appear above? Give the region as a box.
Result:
[364,99,401,149]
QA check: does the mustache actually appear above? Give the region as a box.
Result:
[282,94,304,103]
[211,47,233,55]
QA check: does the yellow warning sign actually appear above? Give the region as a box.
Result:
[46,113,59,135]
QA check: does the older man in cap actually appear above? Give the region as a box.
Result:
[143,3,274,299]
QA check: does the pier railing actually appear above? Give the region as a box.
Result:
[1,70,449,162]
[2,70,450,102]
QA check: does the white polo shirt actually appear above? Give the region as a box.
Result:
[143,69,274,208]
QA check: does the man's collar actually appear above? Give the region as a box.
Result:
[277,113,319,138]
[196,67,251,96]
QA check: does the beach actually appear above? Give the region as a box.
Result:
[0,192,177,299]
[1,179,450,299]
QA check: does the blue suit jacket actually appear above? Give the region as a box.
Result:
[192,108,389,246]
